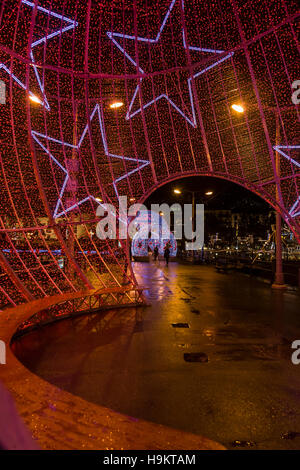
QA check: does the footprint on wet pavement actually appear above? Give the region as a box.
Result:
[184,352,208,363]
[190,308,200,314]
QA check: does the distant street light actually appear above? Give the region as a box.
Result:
[173,188,214,199]
[173,188,215,259]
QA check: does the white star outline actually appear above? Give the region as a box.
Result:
[31,104,150,218]
[0,0,78,110]
[273,145,300,217]
[107,0,234,127]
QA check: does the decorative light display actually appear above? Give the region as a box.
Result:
[0,0,299,311]
[107,0,234,127]
[32,103,150,217]
[273,145,300,217]
[131,210,177,257]
[0,0,78,110]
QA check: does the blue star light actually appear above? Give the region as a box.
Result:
[107,0,233,127]
[32,104,150,218]
[0,0,78,110]
[273,145,300,218]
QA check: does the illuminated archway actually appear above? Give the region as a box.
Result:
[0,0,298,310]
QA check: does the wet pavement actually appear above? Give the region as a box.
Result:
[12,262,300,449]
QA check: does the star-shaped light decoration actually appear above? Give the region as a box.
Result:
[0,0,78,110]
[107,0,233,127]
[32,104,150,218]
[273,145,300,218]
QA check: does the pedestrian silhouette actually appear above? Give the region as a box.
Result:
[164,246,170,266]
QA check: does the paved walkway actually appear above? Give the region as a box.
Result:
[0,287,223,450]
[13,262,300,449]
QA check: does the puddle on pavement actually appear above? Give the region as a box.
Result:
[184,352,208,363]
[172,323,189,328]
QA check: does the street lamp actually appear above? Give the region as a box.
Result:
[173,188,215,259]
[230,101,285,287]
[231,103,286,289]
[231,103,245,113]
[29,94,42,104]
[109,101,124,109]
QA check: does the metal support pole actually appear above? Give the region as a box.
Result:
[192,191,195,259]
[66,104,78,280]
[272,115,286,289]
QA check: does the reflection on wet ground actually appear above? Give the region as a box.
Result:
[12,263,300,449]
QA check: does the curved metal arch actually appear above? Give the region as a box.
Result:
[139,171,300,244]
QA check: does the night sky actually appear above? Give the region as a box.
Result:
[145,176,271,214]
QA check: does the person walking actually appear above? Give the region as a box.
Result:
[164,245,170,266]
[153,246,159,261]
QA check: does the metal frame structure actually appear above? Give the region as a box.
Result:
[14,285,146,336]
[0,0,299,313]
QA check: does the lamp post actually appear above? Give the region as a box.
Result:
[231,102,286,289]
[173,188,215,260]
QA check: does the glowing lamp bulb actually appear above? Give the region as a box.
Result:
[29,94,42,104]
[109,101,124,109]
[231,104,244,113]
[174,189,181,194]
[205,191,213,196]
